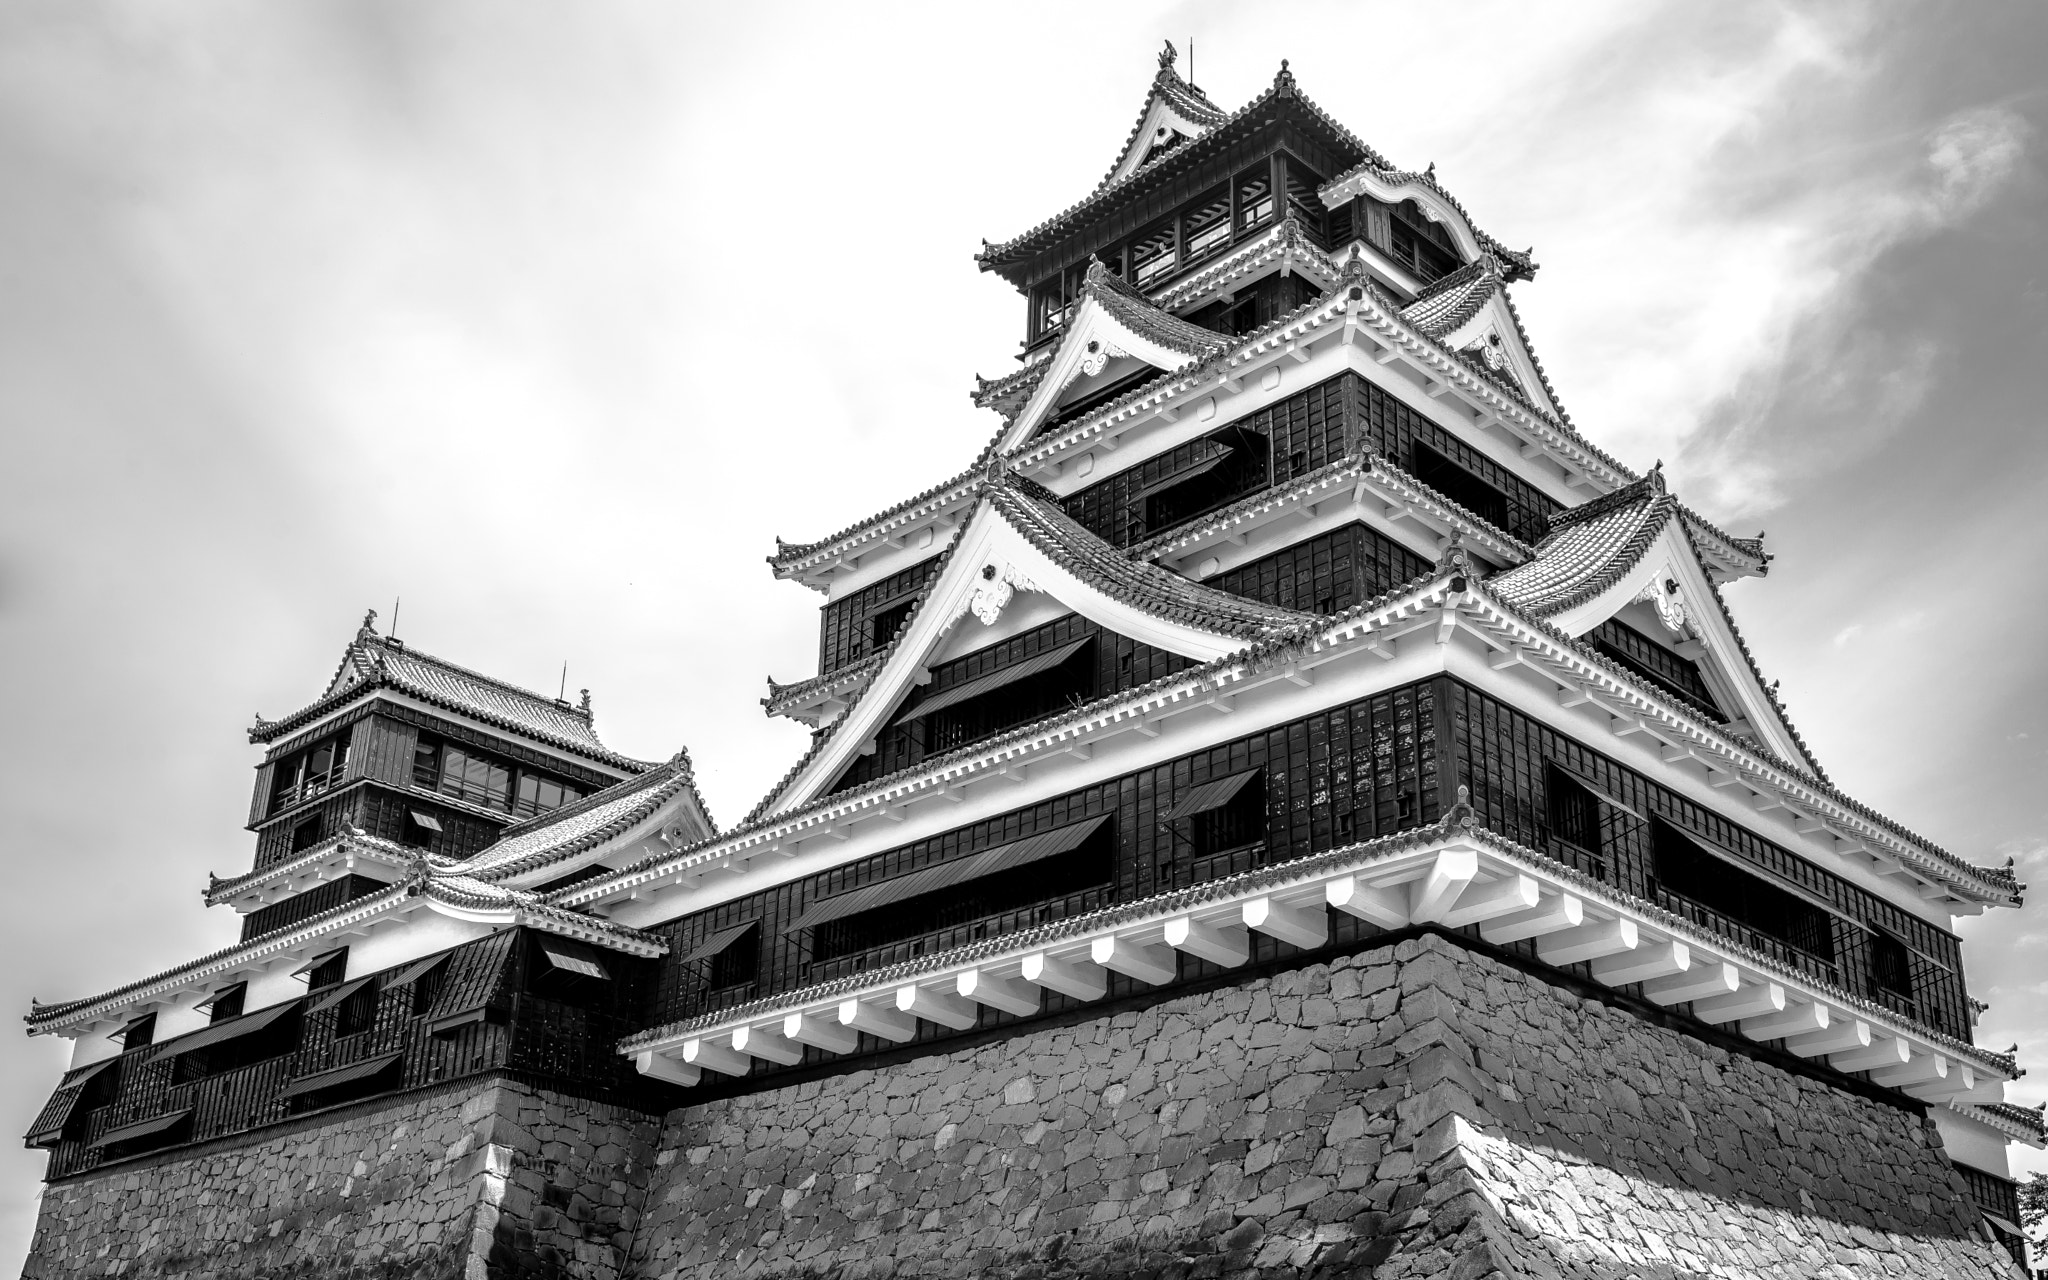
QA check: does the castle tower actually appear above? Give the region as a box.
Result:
[23,46,2043,1279]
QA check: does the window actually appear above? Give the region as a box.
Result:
[1410,442,1509,528]
[709,926,760,991]
[403,809,442,849]
[1869,931,1913,1002]
[1030,278,1071,340]
[1183,185,1232,261]
[269,733,350,814]
[1163,770,1268,863]
[1282,158,1326,239]
[200,984,246,1024]
[414,735,578,819]
[289,817,323,853]
[807,819,1113,963]
[917,638,1097,753]
[1387,201,1460,283]
[1588,619,1724,720]
[513,773,581,820]
[1129,219,1179,288]
[867,599,914,653]
[335,978,379,1038]
[111,1013,155,1050]
[413,737,512,812]
[302,949,348,991]
[1236,165,1274,232]
[1651,821,1833,963]
[1546,767,1604,855]
[1142,426,1270,532]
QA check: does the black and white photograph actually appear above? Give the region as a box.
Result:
[3,3,2046,1275]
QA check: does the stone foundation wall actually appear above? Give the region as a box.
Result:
[21,1076,658,1280]
[625,934,2017,1279]
[23,935,2019,1278]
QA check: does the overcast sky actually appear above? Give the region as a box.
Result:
[2,0,2045,1263]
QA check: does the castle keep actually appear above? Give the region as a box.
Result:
[22,48,2044,1278]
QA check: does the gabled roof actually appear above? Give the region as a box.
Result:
[461,749,715,884]
[251,613,649,772]
[1400,253,1508,337]
[978,62,1384,282]
[27,859,666,1036]
[1490,470,1677,617]
[1486,468,1821,777]
[745,468,1318,826]
[999,262,1232,448]
[1096,43,1230,192]
[1319,160,1538,281]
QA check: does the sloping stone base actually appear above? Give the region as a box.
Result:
[21,1077,657,1280]
[624,934,2017,1279]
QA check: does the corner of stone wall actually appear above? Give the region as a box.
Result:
[21,1077,659,1280]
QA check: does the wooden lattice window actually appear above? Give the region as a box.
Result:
[1588,619,1724,720]
[1546,767,1603,855]
[1651,820,1833,964]
[269,733,350,815]
[1411,441,1509,529]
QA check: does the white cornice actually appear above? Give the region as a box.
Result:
[624,826,2015,1105]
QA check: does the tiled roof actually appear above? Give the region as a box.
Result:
[1080,260,1232,360]
[989,478,1318,640]
[459,750,709,881]
[770,465,982,572]
[1320,160,1538,281]
[1094,44,1229,192]
[764,655,885,719]
[201,829,441,907]
[252,619,649,772]
[27,867,666,1033]
[1490,470,1675,617]
[978,63,1386,277]
[1399,253,1506,337]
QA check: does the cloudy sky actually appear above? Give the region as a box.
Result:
[2,0,2045,1261]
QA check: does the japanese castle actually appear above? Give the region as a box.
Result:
[23,46,2042,1276]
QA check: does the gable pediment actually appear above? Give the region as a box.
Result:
[999,265,1229,451]
[1543,522,1812,771]
[1100,44,1228,191]
[753,479,1314,820]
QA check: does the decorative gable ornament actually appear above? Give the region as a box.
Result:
[968,561,1036,627]
[1635,576,1689,637]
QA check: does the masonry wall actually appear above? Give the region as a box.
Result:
[22,1076,659,1280]
[626,933,2017,1280]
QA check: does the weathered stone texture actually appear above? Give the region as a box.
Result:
[625,934,2018,1279]
[22,1077,657,1280]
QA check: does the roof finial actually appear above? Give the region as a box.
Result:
[357,608,378,643]
[1647,459,1667,493]
[578,688,592,716]
[1159,39,1177,71]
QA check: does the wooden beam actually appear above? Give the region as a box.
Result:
[1409,848,1479,924]
[680,1036,751,1077]
[731,1024,803,1066]
[782,1011,857,1055]
[1741,1002,1829,1041]
[1830,1037,1911,1073]
[1478,893,1582,945]
[896,984,977,1030]
[956,969,1039,1017]
[837,997,916,1042]
[1165,915,1249,967]
[1786,1019,1871,1059]
[1643,963,1739,1007]
[1090,935,1177,985]
[1021,952,1106,1001]
[1326,874,1409,929]
[1592,940,1690,986]
[1537,917,1639,965]
[1693,983,1785,1025]
[634,1051,701,1087]
[1242,896,1328,949]
[1440,874,1540,928]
